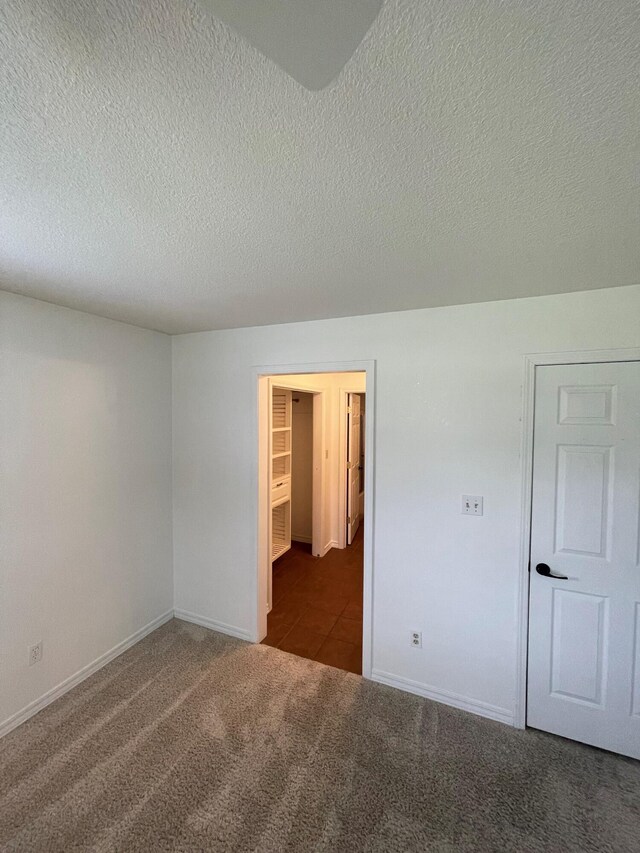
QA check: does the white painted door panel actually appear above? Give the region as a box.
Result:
[527,362,640,759]
[347,393,361,545]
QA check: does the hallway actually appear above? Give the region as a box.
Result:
[262,528,364,674]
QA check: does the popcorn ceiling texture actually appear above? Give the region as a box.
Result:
[1,0,638,333]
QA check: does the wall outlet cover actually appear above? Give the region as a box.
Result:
[28,641,43,666]
[462,495,483,515]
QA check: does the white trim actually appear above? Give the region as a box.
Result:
[0,609,174,739]
[173,609,252,641]
[338,388,366,550]
[312,392,324,560]
[315,540,336,558]
[253,359,376,680]
[515,346,640,730]
[371,669,514,726]
[292,534,312,544]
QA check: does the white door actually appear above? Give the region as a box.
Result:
[346,393,361,545]
[527,362,640,759]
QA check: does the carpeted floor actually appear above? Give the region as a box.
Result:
[1,619,638,852]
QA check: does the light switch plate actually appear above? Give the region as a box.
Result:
[462,495,483,515]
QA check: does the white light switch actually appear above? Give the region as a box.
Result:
[462,495,483,515]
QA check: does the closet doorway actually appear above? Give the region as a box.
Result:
[255,364,373,677]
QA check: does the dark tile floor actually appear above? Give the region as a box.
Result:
[262,527,363,674]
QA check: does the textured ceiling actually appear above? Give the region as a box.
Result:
[1,0,638,334]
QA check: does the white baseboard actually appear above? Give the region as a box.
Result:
[173,609,251,642]
[292,534,312,544]
[320,540,338,557]
[0,609,174,740]
[371,669,514,726]
[2,611,514,740]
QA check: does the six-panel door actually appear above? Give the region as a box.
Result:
[527,362,640,759]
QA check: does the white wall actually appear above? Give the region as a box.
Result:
[0,292,173,733]
[290,392,313,543]
[172,285,640,722]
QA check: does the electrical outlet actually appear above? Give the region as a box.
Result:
[411,631,422,648]
[462,495,483,516]
[28,641,43,666]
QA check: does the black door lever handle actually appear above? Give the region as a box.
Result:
[536,563,568,580]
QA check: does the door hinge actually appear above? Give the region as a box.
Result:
[346,516,351,525]
[347,407,352,413]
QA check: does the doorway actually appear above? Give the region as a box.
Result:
[525,357,640,759]
[255,365,373,676]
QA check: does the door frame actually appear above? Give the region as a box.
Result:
[338,388,365,550]
[254,360,376,679]
[515,346,640,730]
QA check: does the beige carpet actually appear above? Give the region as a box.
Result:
[1,619,638,852]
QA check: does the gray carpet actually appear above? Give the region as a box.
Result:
[1,619,638,852]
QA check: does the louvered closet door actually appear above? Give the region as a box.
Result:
[271,500,290,562]
[527,362,640,759]
[272,389,290,429]
[270,387,292,567]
